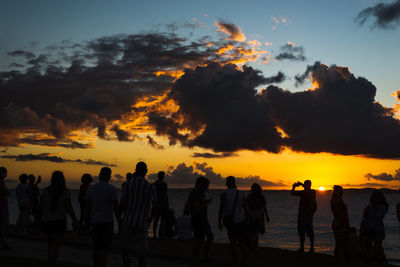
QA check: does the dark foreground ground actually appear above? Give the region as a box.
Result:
[0,227,396,267]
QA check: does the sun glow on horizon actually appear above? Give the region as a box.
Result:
[318,187,326,191]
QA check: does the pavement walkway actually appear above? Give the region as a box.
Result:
[0,236,190,267]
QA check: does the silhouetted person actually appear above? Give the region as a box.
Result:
[27,174,41,232]
[246,183,270,250]
[291,180,317,253]
[163,208,176,238]
[186,176,213,267]
[121,172,135,218]
[28,174,41,211]
[38,171,78,266]
[362,189,388,266]
[85,167,120,267]
[78,173,93,230]
[330,185,349,266]
[150,171,169,238]
[16,174,31,234]
[218,176,247,267]
[176,208,192,241]
[397,188,400,226]
[120,162,157,267]
[0,167,11,250]
[347,227,359,266]
[121,172,133,190]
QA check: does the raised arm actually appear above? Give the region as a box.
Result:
[291,182,302,197]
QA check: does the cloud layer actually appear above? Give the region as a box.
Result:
[356,0,400,29]
[148,162,284,188]
[1,153,117,167]
[365,168,400,181]
[1,26,273,149]
[275,42,306,61]
[2,22,400,160]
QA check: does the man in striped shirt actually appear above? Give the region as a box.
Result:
[120,162,157,267]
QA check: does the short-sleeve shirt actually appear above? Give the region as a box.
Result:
[121,176,157,229]
[224,188,245,223]
[41,187,71,222]
[0,181,8,211]
[86,181,118,224]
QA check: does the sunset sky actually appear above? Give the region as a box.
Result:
[1,0,400,189]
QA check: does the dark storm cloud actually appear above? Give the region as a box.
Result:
[264,71,286,84]
[365,169,400,181]
[16,137,93,149]
[294,61,321,85]
[1,153,117,167]
[191,152,237,158]
[146,135,164,149]
[356,0,400,29]
[111,125,134,142]
[8,50,36,59]
[1,32,232,148]
[264,62,400,158]
[148,162,284,188]
[148,62,283,153]
[275,43,306,61]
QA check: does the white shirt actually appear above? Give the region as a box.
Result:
[41,187,70,222]
[16,183,30,203]
[86,181,118,224]
[224,188,245,223]
[175,215,192,240]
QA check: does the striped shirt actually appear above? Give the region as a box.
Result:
[121,176,157,229]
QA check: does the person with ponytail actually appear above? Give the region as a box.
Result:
[39,171,78,266]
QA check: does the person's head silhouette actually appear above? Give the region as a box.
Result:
[99,167,112,182]
[333,185,343,197]
[0,167,7,180]
[157,171,165,181]
[135,162,148,177]
[370,189,388,207]
[195,176,209,192]
[125,173,133,182]
[81,173,93,184]
[251,183,262,194]
[19,174,28,184]
[303,180,312,190]
[51,171,66,192]
[226,176,236,188]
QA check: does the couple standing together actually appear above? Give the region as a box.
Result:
[85,162,156,267]
[187,176,272,267]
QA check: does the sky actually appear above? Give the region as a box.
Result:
[1,0,400,189]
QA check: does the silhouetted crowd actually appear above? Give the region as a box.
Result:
[0,164,399,267]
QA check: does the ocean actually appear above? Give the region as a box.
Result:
[6,188,400,265]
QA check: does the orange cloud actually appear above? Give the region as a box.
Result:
[215,20,246,42]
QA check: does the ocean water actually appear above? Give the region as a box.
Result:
[6,188,400,265]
